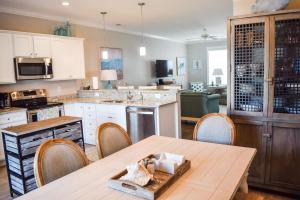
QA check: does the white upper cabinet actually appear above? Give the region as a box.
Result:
[33,36,51,57]
[0,30,85,83]
[0,33,15,84]
[13,34,33,57]
[70,39,85,79]
[51,37,85,80]
[13,34,51,57]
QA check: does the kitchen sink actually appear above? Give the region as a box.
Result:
[102,100,125,103]
[101,100,138,104]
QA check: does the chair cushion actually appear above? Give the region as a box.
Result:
[195,115,233,145]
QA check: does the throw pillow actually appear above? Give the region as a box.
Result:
[190,82,204,92]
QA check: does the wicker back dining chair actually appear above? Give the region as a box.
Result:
[34,138,89,187]
[96,122,132,159]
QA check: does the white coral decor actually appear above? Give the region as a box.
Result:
[252,0,289,13]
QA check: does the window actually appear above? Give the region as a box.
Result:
[207,47,227,86]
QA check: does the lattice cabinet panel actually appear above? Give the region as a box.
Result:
[233,22,265,112]
[273,18,300,114]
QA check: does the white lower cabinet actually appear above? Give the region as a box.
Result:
[64,103,84,117]
[96,105,127,130]
[63,103,75,116]
[64,103,126,145]
[0,111,27,163]
[83,104,96,145]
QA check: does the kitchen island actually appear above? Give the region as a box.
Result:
[63,97,177,107]
[63,98,180,144]
[1,116,84,197]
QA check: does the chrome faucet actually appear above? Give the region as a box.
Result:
[127,90,133,101]
[140,92,144,102]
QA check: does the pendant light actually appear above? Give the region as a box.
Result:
[101,11,108,60]
[138,2,146,56]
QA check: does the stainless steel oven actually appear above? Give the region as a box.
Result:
[14,57,53,80]
[9,89,64,123]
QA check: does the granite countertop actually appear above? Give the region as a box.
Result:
[2,116,82,136]
[62,98,177,107]
[0,107,27,115]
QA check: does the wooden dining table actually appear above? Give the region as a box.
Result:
[16,136,256,200]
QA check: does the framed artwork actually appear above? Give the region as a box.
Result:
[100,47,123,79]
[176,57,186,76]
[192,59,202,70]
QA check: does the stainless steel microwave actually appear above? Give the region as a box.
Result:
[14,57,53,80]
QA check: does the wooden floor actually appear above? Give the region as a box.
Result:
[0,121,297,200]
[0,166,10,200]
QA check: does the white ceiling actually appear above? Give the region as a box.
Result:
[0,0,233,43]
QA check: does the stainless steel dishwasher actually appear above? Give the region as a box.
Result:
[126,106,157,143]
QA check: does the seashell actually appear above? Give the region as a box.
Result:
[252,0,289,13]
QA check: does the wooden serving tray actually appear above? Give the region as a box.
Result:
[108,155,191,200]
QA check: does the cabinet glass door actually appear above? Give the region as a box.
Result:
[232,19,267,115]
[272,16,300,116]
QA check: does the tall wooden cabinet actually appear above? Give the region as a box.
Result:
[228,10,300,195]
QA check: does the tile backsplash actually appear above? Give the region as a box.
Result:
[48,93,77,102]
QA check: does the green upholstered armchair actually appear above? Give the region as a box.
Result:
[180,91,220,121]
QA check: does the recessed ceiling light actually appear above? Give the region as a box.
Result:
[62,1,70,6]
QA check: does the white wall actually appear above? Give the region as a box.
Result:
[186,40,227,86]
[233,0,256,15]
[0,12,187,96]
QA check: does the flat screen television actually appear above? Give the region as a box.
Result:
[155,60,173,78]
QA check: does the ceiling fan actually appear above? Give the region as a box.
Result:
[200,28,217,40]
[186,28,224,42]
